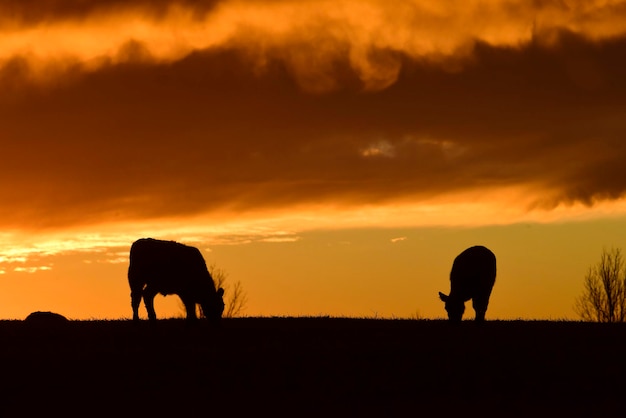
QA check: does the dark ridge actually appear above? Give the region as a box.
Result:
[24,311,69,323]
[0,318,624,417]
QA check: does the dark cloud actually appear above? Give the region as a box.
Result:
[1,20,626,229]
[0,0,222,23]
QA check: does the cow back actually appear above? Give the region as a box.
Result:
[450,245,496,301]
[128,238,213,295]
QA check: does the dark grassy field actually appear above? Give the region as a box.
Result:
[1,318,625,417]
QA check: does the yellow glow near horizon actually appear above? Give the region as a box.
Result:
[2,213,626,321]
[2,193,626,275]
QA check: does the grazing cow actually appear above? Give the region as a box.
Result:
[438,245,496,322]
[128,238,225,322]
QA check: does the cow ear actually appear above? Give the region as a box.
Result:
[217,287,225,297]
[438,292,448,302]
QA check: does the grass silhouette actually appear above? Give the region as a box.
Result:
[0,318,624,417]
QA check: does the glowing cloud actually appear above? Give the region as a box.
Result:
[2,0,626,90]
[1,0,626,234]
[361,140,396,158]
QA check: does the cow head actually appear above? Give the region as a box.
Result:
[201,287,225,321]
[438,292,464,322]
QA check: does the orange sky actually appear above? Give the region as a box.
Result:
[2,0,626,320]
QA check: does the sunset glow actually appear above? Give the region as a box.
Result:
[2,0,626,320]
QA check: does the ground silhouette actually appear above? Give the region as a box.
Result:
[128,238,225,321]
[439,245,497,322]
[0,318,624,417]
[24,311,69,324]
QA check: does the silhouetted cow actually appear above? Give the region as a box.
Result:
[438,245,496,322]
[128,238,225,322]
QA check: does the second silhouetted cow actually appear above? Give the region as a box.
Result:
[438,245,496,322]
[128,238,225,322]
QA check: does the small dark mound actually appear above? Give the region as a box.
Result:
[25,311,69,324]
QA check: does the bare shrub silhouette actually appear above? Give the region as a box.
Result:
[575,247,626,323]
[128,238,225,322]
[438,245,497,322]
[208,264,247,318]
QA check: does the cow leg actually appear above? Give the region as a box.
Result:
[143,286,159,321]
[472,296,490,322]
[180,294,198,322]
[130,290,142,321]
